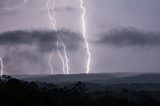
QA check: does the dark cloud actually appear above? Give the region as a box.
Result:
[0,29,83,52]
[63,6,76,11]
[0,29,83,74]
[41,6,76,14]
[98,28,160,47]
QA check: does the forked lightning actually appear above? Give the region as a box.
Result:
[0,57,3,76]
[0,0,28,11]
[80,0,91,74]
[47,0,69,74]
[1,0,91,75]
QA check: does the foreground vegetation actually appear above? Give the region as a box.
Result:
[0,75,160,106]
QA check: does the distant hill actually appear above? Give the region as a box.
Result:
[13,73,160,84]
[12,72,142,83]
[103,74,160,84]
[12,73,160,91]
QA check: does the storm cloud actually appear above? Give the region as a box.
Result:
[98,28,160,47]
[0,29,83,52]
[0,29,84,74]
[41,5,77,14]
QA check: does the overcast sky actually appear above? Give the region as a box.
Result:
[0,0,160,75]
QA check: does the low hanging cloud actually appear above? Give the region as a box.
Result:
[0,29,84,74]
[98,28,160,47]
[41,5,77,14]
[0,29,83,52]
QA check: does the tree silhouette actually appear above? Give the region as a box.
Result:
[0,77,160,106]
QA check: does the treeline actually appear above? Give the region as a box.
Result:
[0,75,160,106]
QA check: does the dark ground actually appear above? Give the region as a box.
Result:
[1,74,160,106]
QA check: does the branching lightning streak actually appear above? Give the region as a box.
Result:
[0,57,3,76]
[80,0,91,74]
[47,0,56,74]
[47,0,56,30]
[48,49,54,74]
[0,0,28,11]
[47,0,69,74]
[57,42,66,74]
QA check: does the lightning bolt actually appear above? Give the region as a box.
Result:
[57,42,66,74]
[0,0,28,11]
[48,49,54,74]
[1,0,70,75]
[47,0,69,74]
[47,0,56,74]
[80,0,91,74]
[0,57,4,76]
